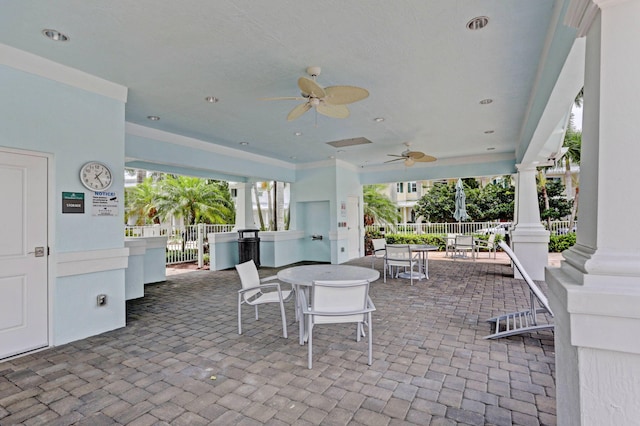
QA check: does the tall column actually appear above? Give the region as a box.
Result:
[233,182,256,230]
[548,1,640,424]
[510,163,550,280]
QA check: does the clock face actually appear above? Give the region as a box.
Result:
[80,161,113,191]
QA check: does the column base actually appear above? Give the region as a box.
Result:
[510,224,550,280]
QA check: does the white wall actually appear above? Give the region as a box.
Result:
[1,58,128,345]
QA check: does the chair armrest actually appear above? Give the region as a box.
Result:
[238,282,282,295]
[366,296,376,311]
[260,275,293,292]
[303,306,376,316]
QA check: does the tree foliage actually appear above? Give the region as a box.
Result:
[363,184,400,226]
[125,173,235,226]
[538,179,572,222]
[414,179,514,223]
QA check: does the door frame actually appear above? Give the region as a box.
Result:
[1,146,55,355]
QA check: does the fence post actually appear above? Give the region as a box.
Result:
[197,223,204,268]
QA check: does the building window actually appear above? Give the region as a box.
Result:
[230,188,238,197]
[408,182,417,193]
[396,182,404,193]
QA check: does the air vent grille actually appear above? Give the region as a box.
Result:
[326,137,372,148]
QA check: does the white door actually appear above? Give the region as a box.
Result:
[347,196,360,259]
[0,150,48,359]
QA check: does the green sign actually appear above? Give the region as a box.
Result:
[62,192,85,213]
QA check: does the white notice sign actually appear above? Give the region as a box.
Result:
[92,191,119,216]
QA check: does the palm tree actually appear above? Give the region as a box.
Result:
[125,177,159,225]
[363,185,400,228]
[155,175,234,226]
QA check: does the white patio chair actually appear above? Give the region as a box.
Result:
[445,233,458,257]
[235,260,294,338]
[454,235,475,260]
[384,244,420,285]
[302,280,376,369]
[370,238,387,268]
[475,233,497,258]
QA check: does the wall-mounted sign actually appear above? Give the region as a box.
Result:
[92,191,119,216]
[340,201,347,218]
[62,192,85,213]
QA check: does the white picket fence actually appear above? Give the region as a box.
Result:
[366,220,576,236]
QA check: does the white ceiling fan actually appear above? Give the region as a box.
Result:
[262,66,369,121]
[385,143,437,166]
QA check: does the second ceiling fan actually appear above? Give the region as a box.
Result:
[263,66,369,121]
[386,143,437,166]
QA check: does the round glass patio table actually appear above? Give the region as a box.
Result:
[277,264,380,345]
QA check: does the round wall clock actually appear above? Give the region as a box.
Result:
[80,161,113,191]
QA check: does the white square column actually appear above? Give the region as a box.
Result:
[510,164,550,281]
[547,1,640,424]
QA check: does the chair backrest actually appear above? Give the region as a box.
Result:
[311,280,370,324]
[372,238,386,252]
[498,242,553,316]
[235,260,261,299]
[455,235,474,247]
[486,233,496,247]
[385,244,412,261]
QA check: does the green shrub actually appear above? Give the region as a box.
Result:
[549,233,576,252]
[384,233,446,250]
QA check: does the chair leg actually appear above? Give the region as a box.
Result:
[278,296,288,339]
[238,295,243,335]
[308,318,313,369]
[254,305,259,320]
[383,263,387,282]
[367,312,373,366]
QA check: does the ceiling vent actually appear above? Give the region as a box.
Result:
[326,137,372,148]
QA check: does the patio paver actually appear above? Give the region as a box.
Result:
[1,254,556,425]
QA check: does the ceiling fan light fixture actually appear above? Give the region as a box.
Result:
[205,96,219,103]
[404,157,415,167]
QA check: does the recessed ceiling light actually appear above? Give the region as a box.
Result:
[147,116,160,121]
[42,29,69,42]
[239,141,249,146]
[479,99,493,105]
[337,150,345,153]
[289,156,297,159]
[294,132,303,136]
[484,130,495,134]
[329,155,335,159]
[467,16,489,31]
[487,147,496,151]
[205,96,219,103]
[374,117,385,123]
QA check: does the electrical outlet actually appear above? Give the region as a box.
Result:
[97,294,107,306]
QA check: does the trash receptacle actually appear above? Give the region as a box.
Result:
[238,229,260,267]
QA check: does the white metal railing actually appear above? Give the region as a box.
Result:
[366,220,577,236]
[125,223,235,265]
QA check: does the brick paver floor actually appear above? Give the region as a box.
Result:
[1,254,556,425]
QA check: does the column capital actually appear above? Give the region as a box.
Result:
[515,162,539,173]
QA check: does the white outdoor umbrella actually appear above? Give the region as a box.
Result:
[453,178,469,232]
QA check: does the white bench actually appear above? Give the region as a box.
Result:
[484,242,554,339]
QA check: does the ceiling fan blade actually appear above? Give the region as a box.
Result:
[298,77,326,98]
[316,103,350,119]
[260,96,306,101]
[414,154,437,162]
[387,154,406,158]
[384,158,405,163]
[287,103,312,121]
[324,86,370,105]
[407,151,426,160]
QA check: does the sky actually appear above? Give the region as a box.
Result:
[572,105,583,130]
